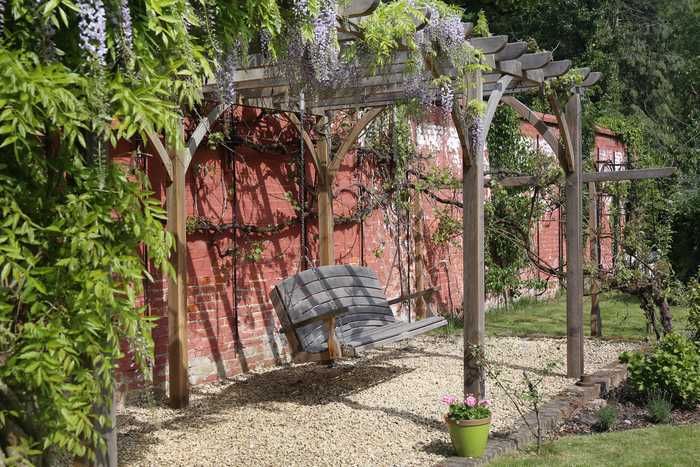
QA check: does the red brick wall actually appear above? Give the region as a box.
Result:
[116,108,626,391]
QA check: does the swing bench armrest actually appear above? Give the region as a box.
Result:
[387,288,437,306]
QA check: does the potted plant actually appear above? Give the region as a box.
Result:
[442,394,492,458]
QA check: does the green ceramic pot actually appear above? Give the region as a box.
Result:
[444,415,491,458]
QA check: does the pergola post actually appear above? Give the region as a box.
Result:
[564,88,584,378]
[317,115,335,266]
[166,145,189,408]
[462,70,486,398]
[412,195,427,319]
[588,180,602,337]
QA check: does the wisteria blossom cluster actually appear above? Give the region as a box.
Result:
[405,67,433,106]
[76,0,108,65]
[283,0,356,93]
[469,117,484,152]
[442,394,492,421]
[308,0,340,87]
[439,82,454,118]
[427,12,465,55]
[217,52,237,104]
[415,6,465,57]
[119,0,134,54]
[292,0,310,19]
[0,0,5,36]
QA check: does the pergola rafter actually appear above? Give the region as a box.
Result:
[148,0,608,408]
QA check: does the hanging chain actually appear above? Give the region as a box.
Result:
[298,91,308,270]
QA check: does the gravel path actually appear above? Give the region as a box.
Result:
[118,335,638,466]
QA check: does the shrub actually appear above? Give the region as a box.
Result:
[596,405,618,431]
[646,392,673,424]
[620,333,700,406]
[687,277,700,343]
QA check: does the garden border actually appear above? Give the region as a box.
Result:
[438,360,629,466]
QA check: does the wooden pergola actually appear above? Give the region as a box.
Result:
[145,0,624,409]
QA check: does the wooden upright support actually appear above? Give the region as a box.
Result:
[564,88,584,378]
[315,108,384,266]
[317,115,334,266]
[588,181,602,337]
[462,70,486,397]
[166,147,189,408]
[412,195,427,319]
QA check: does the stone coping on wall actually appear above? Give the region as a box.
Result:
[438,361,629,467]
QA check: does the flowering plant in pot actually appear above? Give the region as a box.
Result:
[442,394,492,458]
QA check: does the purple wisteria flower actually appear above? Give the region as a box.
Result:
[470,117,484,151]
[293,0,309,19]
[432,14,465,53]
[77,0,108,65]
[439,82,454,119]
[217,52,237,104]
[309,0,339,87]
[0,0,6,36]
[119,0,133,52]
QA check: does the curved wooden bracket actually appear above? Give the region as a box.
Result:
[482,75,514,143]
[546,92,575,174]
[330,107,385,174]
[285,112,320,171]
[145,130,173,182]
[185,103,228,172]
[501,96,565,167]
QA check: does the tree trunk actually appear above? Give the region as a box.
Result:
[655,296,673,334]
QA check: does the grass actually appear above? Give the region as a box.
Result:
[480,292,689,341]
[489,424,700,466]
[433,291,689,340]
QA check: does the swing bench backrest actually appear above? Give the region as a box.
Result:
[271,265,447,363]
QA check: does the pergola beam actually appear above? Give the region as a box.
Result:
[582,167,675,183]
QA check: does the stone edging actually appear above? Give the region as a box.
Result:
[438,361,629,467]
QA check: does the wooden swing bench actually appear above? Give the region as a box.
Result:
[270,265,447,363]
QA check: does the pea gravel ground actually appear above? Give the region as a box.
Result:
[117,335,638,466]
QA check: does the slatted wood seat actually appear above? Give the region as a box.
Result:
[270,265,447,363]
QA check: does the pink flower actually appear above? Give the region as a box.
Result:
[441,394,457,405]
[465,395,477,407]
[479,399,492,407]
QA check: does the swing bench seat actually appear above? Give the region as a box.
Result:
[270,265,447,363]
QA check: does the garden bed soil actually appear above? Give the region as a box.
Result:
[556,383,700,436]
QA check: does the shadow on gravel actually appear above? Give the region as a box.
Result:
[419,438,455,457]
[497,362,567,378]
[118,344,436,464]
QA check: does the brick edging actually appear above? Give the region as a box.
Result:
[438,361,629,466]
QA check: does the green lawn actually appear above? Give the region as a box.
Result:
[482,292,689,341]
[489,424,700,466]
[434,292,690,340]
